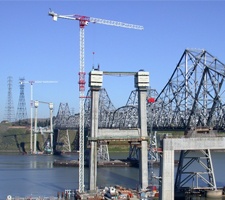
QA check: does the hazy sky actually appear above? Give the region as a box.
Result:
[1,0,225,121]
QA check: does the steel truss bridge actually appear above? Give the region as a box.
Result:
[54,49,225,131]
[53,48,225,196]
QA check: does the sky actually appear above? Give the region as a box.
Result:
[0,0,225,121]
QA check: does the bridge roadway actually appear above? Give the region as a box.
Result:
[160,136,225,200]
[88,128,148,142]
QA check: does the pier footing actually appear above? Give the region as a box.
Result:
[206,190,223,198]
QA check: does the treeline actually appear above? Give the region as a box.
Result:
[10,118,56,127]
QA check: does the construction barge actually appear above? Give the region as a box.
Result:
[53,159,177,167]
[53,159,139,167]
[6,185,159,200]
[6,187,225,200]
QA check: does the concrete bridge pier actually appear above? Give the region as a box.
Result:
[135,71,149,190]
[159,137,225,200]
[88,70,103,191]
[88,70,150,191]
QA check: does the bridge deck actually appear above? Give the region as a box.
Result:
[88,136,149,142]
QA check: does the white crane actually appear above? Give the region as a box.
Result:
[20,80,58,154]
[33,100,54,154]
[48,10,144,193]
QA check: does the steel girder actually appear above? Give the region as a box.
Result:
[67,114,80,129]
[54,103,71,129]
[110,105,139,128]
[84,88,115,162]
[84,88,116,128]
[125,88,159,129]
[154,49,225,130]
[54,103,80,129]
[54,89,116,129]
[175,149,217,191]
[54,88,158,129]
[54,49,225,130]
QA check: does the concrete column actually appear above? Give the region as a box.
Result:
[89,89,99,191]
[160,137,225,200]
[49,103,54,154]
[160,149,174,200]
[135,70,149,190]
[88,70,103,191]
[138,89,149,190]
[34,101,39,154]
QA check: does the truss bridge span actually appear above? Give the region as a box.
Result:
[54,88,158,130]
[54,49,225,131]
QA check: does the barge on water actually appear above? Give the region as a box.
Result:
[53,159,177,168]
[6,196,60,200]
[68,185,158,200]
[53,159,139,167]
[6,185,159,200]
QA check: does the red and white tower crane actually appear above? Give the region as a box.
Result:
[48,10,144,193]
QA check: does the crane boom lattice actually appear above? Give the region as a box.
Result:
[89,17,144,30]
[49,10,144,193]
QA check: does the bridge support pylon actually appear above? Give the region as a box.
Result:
[135,70,149,190]
[88,70,149,191]
[56,129,71,153]
[174,128,218,197]
[89,70,103,191]
[159,129,224,200]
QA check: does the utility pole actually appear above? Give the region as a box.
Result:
[49,10,143,192]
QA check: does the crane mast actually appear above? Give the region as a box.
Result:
[49,10,143,193]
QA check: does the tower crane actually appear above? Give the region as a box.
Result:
[48,10,144,193]
[20,80,58,154]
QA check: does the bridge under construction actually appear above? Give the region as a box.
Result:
[52,48,225,199]
[55,49,225,131]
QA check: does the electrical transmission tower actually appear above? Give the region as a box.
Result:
[16,78,28,121]
[5,76,15,122]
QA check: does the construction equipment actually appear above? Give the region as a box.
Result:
[33,100,54,154]
[20,80,57,153]
[48,10,143,193]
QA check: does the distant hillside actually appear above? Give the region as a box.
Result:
[5,122,221,154]
[0,122,30,153]
[0,121,78,154]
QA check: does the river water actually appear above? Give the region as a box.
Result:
[0,152,225,199]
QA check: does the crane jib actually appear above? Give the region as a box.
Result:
[90,17,144,30]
